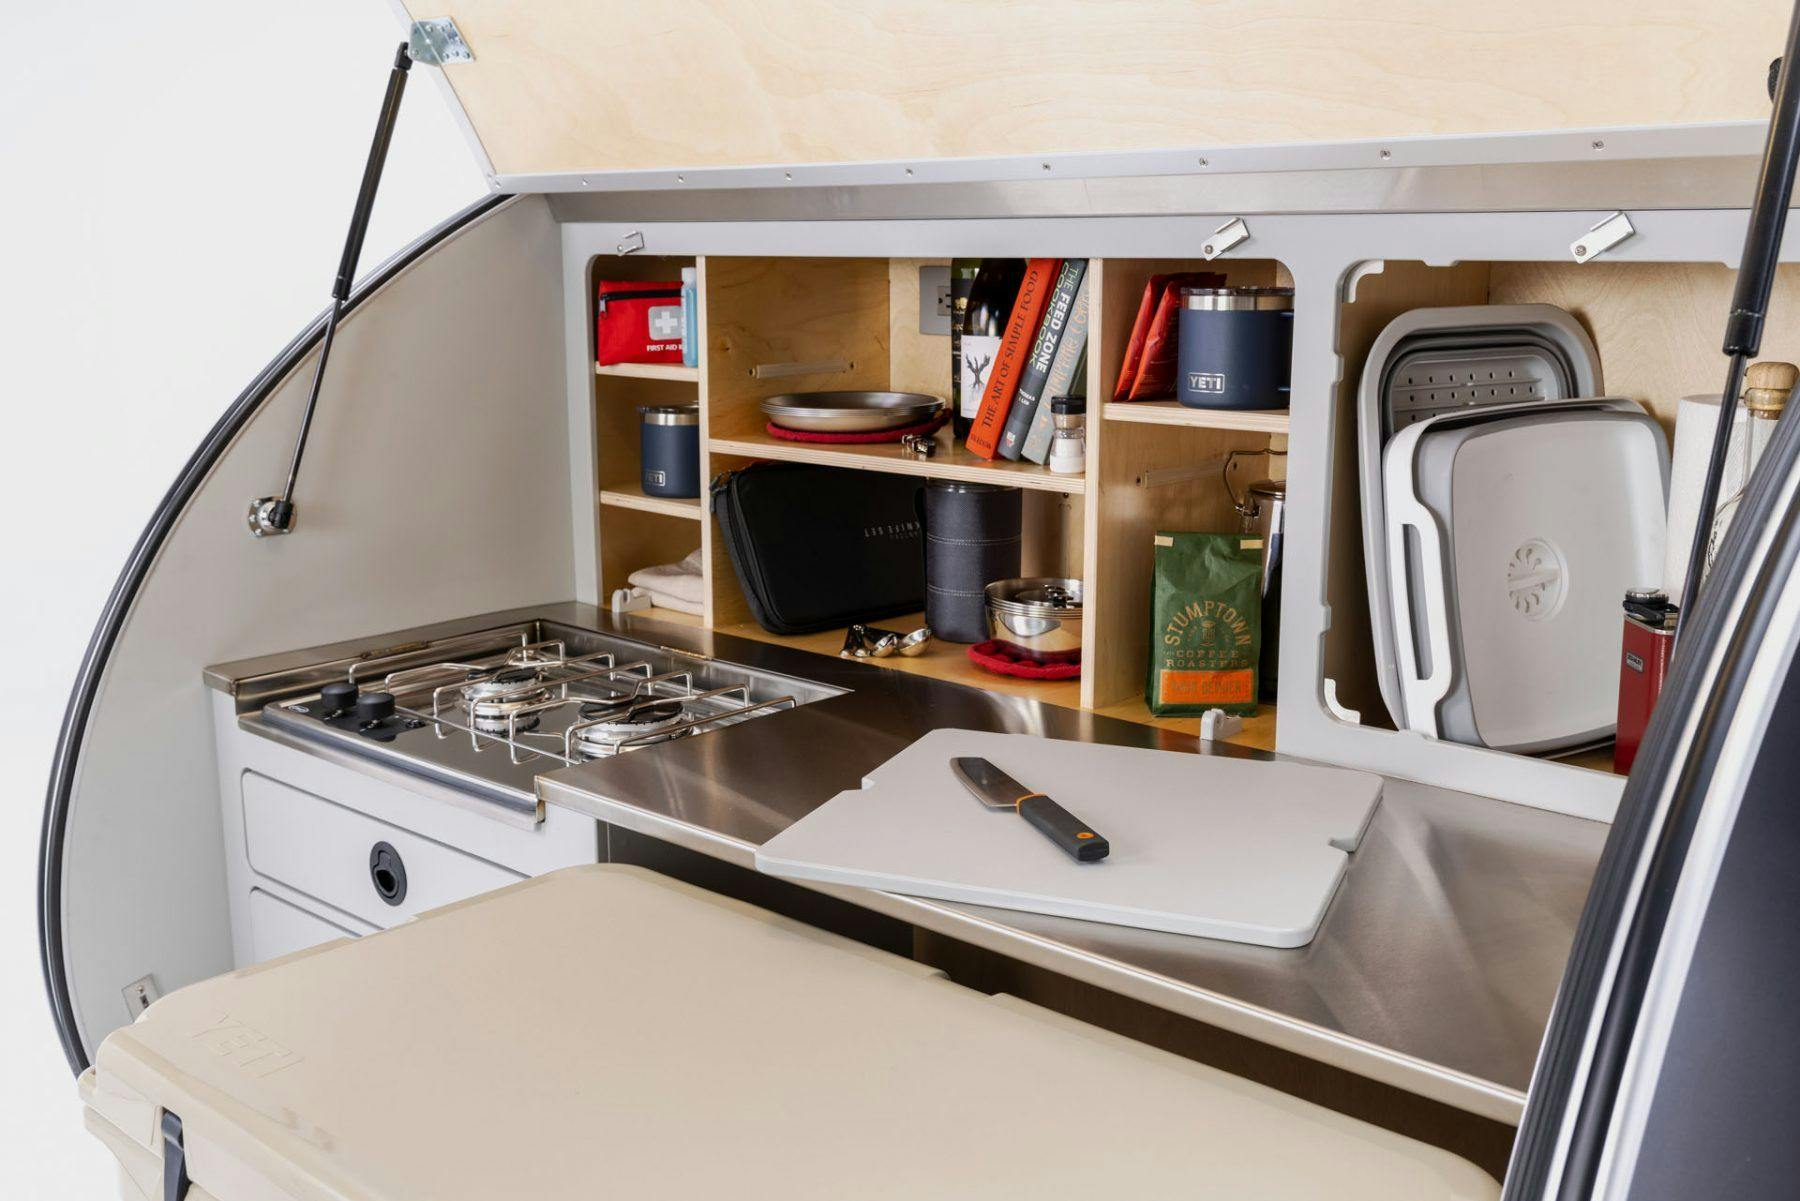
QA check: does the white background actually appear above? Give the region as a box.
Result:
[0,4,483,1192]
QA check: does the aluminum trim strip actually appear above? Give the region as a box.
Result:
[509,120,1767,201]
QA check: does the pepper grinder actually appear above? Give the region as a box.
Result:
[1046,396,1086,475]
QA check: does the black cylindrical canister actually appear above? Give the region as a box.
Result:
[1175,286,1294,411]
[638,404,700,498]
[924,481,1022,643]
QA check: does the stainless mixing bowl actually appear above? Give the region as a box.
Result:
[984,578,1084,661]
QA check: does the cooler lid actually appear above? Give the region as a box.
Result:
[84,865,1494,1200]
[395,3,1786,184]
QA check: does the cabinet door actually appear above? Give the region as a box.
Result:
[408,2,1787,178]
[247,888,370,963]
[242,773,523,929]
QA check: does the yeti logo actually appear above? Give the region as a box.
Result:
[1187,372,1226,394]
[648,304,683,340]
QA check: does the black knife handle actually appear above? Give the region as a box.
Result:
[1017,794,1110,862]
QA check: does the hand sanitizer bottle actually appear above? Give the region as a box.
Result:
[680,267,699,368]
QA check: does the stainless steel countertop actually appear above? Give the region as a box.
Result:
[213,602,1606,1122]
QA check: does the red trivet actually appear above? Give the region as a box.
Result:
[765,412,948,444]
[967,640,1082,680]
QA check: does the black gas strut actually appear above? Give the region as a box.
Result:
[1674,26,1800,636]
[250,42,412,536]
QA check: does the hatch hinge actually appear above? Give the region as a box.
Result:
[407,18,473,66]
[161,1110,191,1201]
[1570,211,1635,264]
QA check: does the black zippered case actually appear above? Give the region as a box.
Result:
[711,462,924,635]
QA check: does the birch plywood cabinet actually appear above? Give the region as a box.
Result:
[571,203,1800,821]
[585,253,1290,753]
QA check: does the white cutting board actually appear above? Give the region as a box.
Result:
[755,729,1383,948]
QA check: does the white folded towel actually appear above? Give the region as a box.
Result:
[627,548,705,609]
[637,587,703,616]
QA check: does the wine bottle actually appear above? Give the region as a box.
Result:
[956,258,1026,440]
[948,258,981,436]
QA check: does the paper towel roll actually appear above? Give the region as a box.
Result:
[1664,394,1774,603]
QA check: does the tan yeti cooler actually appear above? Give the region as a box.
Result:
[80,865,1496,1200]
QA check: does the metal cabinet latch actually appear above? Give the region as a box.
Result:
[1202,217,1251,260]
[407,18,473,65]
[616,231,646,255]
[1571,211,1635,263]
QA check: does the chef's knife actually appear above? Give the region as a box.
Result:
[951,757,1110,863]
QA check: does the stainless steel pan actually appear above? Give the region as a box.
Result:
[761,391,944,432]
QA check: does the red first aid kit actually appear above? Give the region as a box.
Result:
[594,279,686,366]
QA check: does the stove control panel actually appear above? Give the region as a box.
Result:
[285,686,423,744]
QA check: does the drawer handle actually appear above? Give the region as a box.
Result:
[368,841,408,906]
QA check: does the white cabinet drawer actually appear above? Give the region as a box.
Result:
[247,887,371,961]
[242,771,524,928]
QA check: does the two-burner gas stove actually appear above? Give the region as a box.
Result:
[259,620,842,813]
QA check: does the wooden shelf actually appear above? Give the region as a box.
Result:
[1103,401,1289,434]
[1554,743,1623,776]
[1091,698,1277,753]
[708,430,1084,494]
[718,613,1273,752]
[596,362,699,383]
[721,614,1086,707]
[599,484,704,521]
[619,604,707,629]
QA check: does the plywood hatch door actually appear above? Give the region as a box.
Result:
[399,1,1791,182]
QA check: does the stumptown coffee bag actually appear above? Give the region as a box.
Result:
[1146,531,1262,716]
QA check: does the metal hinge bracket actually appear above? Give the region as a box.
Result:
[1202,217,1251,260]
[1571,211,1635,264]
[161,1110,191,1201]
[408,18,473,66]
[247,496,293,537]
[615,230,646,255]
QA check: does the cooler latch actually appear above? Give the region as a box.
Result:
[161,1110,191,1201]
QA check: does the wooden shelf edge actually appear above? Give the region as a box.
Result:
[598,488,704,520]
[618,605,707,629]
[717,614,1274,751]
[1092,697,1278,753]
[595,362,700,382]
[720,615,1087,708]
[707,435,1086,495]
[1102,400,1289,434]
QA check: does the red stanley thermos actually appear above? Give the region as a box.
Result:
[1615,588,1680,774]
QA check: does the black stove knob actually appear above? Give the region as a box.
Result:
[321,681,358,713]
[355,691,395,724]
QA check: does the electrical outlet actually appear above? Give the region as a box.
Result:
[917,265,952,335]
[122,973,161,1019]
